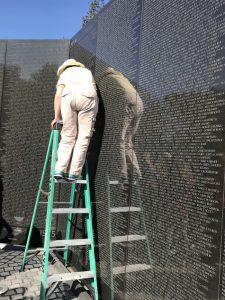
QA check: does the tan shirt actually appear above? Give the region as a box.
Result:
[57,66,96,92]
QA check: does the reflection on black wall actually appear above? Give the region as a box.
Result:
[70,0,225,299]
[1,0,225,299]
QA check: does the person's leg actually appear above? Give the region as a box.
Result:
[124,94,143,177]
[69,94,98,176]
[55,95,78,175]
[119,114,131,179]
[125,114,142,177]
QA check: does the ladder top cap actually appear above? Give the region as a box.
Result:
[53,121,63,130]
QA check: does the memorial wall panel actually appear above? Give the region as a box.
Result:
[0,0,225,299]
[95,1,146,299]
[136,0,225,299]
[0,40,6,110]
[71,0,225,299]
[71,17,98,72]
[0,40,69,243]
[0,40,7,243]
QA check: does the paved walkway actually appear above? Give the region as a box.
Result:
[0,244,92,300]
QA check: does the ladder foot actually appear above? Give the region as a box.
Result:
[46,281,60,299]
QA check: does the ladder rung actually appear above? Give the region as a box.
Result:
[109,180,120,185]
[33,247,66,251]
[74,179,87,184]
[49,247,66,251]
[113,264,151,275]
[50,239,91,247]
[47,271,94,285]
[112,235,146,243]
[55,179,87,184]
[39,202,69,204]
[52,208,88,214]
[110,207,141,213]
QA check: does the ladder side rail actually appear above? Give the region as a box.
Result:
[63,182,76,265]
[107,174,114,300]
[83,162,99,300]
[40,129,59,299]
[137,185,153,266]
[20,131,54,271]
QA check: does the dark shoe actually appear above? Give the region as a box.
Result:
[121,176,129,185]
[54,171,65,180]
[65,174,82,182]
[65,174,76,182]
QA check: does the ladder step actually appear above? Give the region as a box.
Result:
[40,202,72,204]
[47,271,94,285]
[55,179,87,184]
[28,247,66,252]
[112,235,146,243]
[113,264,151,275]
[50,239,91,247]
[109,180,120,185]
[110,207,141,213]
[52,208,88,214]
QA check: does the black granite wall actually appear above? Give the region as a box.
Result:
[70,0,225,299]
[0,40,70,243]
[0,0,225,299]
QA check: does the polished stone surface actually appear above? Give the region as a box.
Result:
[70,0,225,299]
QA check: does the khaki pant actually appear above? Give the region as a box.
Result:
[55,86,98,176]
[119,92,143,178]
[98,70,143,179]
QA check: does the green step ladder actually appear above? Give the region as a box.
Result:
[20,123,99,300]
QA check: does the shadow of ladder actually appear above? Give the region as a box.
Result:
[107,177,152,299]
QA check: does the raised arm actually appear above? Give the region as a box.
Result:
[51,84,65,128]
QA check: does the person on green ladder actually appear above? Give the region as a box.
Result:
[51,59,98,182]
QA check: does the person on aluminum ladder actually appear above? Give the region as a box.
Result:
[51,59,98,182]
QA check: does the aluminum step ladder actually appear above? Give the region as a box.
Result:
[20,123,99,300]
[107,177,152,299]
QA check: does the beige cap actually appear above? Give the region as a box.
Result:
[57,59,85,76]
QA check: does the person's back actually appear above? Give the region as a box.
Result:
[51,59,98,182]
[57,66,96,96]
